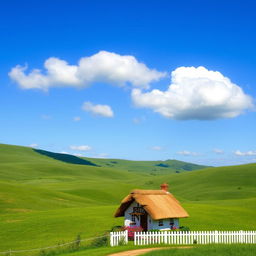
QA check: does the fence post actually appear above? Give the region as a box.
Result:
[240,230,243,243]
[215,230,218,244]
[125,230,128,244]
[163,231,166,244]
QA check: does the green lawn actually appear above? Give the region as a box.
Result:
[0,143,255,256]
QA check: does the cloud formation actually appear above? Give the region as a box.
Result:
[132,66,254,120]
[82,101,114,118]
[177,150,200,156]
[70,145,92,151]
[234,150,256,156]
[9,51,165,90]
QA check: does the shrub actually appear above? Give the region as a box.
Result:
[90,235,108,247]
[68,233,81,251]
[118,236,127,246]
[39,250,47,256]
[38,249,57,256]
[180,226,190,231]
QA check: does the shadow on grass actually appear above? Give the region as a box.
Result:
[34,149,99,166]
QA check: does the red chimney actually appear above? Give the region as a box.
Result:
[160,183,169,192]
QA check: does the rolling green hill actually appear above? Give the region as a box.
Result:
[0,143,255,255]
[82,157,209,175]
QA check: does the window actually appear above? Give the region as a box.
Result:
[170,219,174,229]
[158,219,163,226]
[130,215,136,225]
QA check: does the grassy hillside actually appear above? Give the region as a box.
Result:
[0,143,255,255]
[82,157,209,175]
[152,163,256,201]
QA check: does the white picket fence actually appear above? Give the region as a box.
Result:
[110,230,128,246]
[134,231,256,245]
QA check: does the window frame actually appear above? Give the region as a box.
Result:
[158,219,163,226]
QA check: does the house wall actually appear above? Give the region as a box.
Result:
[124,201,141,227]
[149,217,180,230]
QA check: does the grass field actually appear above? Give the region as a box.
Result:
[0,143,255,256]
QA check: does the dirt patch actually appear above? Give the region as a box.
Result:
[108,246,192,256]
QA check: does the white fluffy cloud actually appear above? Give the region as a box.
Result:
[177,150,200,156]
[70,145,92,151]
[132,66,254,120]
[234,150,256,156]
[82,102,114,118]
[9,51,165,90]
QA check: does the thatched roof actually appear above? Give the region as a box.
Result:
[114,189,189,220]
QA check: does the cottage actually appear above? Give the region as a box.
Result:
[114,183,189,231]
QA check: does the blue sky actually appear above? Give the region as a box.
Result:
[0,0,256,166]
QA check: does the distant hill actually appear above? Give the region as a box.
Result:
[83,156,209,175]
[34,147,209,174]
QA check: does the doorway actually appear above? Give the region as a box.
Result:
[140,213,148,231]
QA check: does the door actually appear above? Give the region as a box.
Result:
[140,213,148,231]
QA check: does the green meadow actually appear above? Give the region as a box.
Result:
[0,143,255,255]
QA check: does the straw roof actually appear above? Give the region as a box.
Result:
[114,189,189,220]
